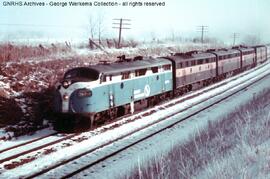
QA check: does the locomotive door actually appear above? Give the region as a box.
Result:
[109,90,114,108]
[182,69,186,84]
[221,61,224,74]
[210,64,213,75]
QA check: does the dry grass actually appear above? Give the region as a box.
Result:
[123,89,270,179]
[0,43,71,62]
[0,41,224,138]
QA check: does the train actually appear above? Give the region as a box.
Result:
[53,44,270,127]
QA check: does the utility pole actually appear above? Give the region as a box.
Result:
[232,33,239,46]
[197,25,208,44]
[112,18,131,48]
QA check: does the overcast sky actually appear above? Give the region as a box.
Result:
[0,0,269,44]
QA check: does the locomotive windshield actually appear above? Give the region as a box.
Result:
[64,67,100,82]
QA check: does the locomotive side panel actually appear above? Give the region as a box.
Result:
[254,46,267,64]
[266,44,270,58]
[242,51,255,69]
[218,55,241,75]
[112,78,134,108]
[123,71,172,102]
[190,62,216,82]
[174,59,216,88]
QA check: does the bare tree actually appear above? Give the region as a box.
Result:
[88,12,106,48]
[242,34,261,45]
[97,13,105,46]
[150,31,157,42]
[170,29,175,42]
[89,15,97,40]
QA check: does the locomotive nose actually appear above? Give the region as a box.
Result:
[77,88,92,97]
[69,88,93,113]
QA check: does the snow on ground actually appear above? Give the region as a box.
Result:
[0,60,269,178]
[73,64,270,179]
[75,41,223,57]
[0,128,56,152]
[0,75,15,98]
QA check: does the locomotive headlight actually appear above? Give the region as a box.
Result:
[77,89,92,98]
[63,93,69,101]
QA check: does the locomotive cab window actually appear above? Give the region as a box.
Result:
[64,68,99,82]
[121,71,130,79]
[135,68,147,76]
[103,75,112,81]
[151,67,158,73]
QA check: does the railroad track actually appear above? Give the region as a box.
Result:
[17,61,270,178]
[0,61,269,178]
[0,60,265,160]
[0,132,81,167]
[0,131,57,155]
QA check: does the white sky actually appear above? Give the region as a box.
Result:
[0,0,269,43]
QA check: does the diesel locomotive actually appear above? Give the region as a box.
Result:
[54,44,269,127]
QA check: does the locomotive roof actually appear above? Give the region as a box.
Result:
[167,51,216,62]
[86,57,171,75]
[232,46,254,52]
[252,45,266,48]
[236,48,254,52]
[208,49,240,56]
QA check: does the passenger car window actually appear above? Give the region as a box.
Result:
[177,63,183,68]
[162,64,171,71]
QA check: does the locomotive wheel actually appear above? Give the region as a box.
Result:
[188,85,192,91]
[147,97,156,107]
[109,108,118,120]
[53,114,75,132]
[117,106,126,117]
[62,118,75,132]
